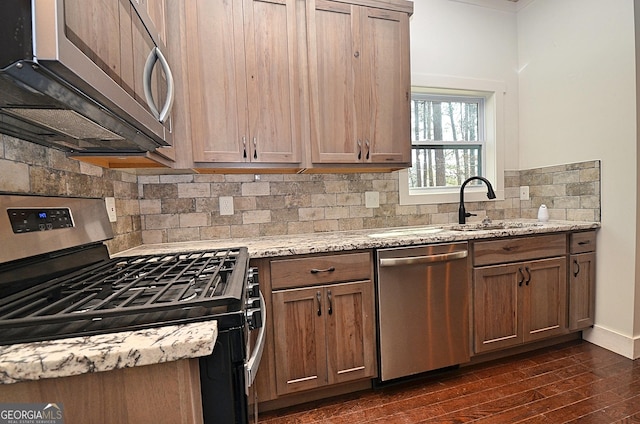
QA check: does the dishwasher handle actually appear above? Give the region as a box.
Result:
[379,250,468,267]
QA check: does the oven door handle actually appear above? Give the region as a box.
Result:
[245,291,266,391]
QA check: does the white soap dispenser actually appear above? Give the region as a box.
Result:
[537,204,549,222]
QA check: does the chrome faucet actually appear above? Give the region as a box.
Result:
[458,176,497,224]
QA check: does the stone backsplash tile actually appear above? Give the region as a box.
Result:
[0,133,601,248]
[137,160,601,243]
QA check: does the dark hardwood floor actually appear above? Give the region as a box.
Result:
[259,340,640,423]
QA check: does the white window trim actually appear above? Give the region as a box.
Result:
[399,74,506,205]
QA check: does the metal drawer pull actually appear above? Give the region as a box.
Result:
[379,250,467,267]
[310,267,335,274]
[316,291,322,316]
[573,259,581,277]
[578,240,591,245]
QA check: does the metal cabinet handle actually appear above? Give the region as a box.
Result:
[518,267,525,287]
[316,291,322,316]
[310,267,335,274]
[578,240,591,245]
[379,251,467,267]
[357,139,362,160]
[253,137,258,160]
[573,259,580,277]
[365,139,370,160]
[525,266,531,285]
[243,136,247,159]
[327,290,333,315]
[143,47,175,123]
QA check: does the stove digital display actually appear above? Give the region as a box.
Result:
[8,207,74,233]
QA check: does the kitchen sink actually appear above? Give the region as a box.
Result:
[448,221,544,231]
[368,226,444,238]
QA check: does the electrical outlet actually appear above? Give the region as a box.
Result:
[520,186,530,201]
[105,197,117,222]
[219,196,234,216]
[365,191,379,208]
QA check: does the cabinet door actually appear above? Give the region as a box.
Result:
[308,1,411,165]
[272,287,327,395]
[473,264,522,353]
[325,281,376,384]
[307,0,359,163]
[360,7,410,164]
[569,252,596,330]
[186,0,247,162]
[243,0,301,163]
[523,257,568,342]
[186,0,301,164]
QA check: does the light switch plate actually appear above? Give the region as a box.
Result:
[105,197,117,222]
[520,186,530,200]
[220,196,234,216]
[365,191,379,208]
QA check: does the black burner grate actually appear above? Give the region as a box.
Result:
[0,247,249,340]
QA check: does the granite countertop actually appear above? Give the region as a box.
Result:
[0,321,217,385]
[116,219,601,259]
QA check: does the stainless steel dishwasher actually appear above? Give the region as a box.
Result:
[376,242,470,382]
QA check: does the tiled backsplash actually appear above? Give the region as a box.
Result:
[0,134,600,252]
[138,160,601,245]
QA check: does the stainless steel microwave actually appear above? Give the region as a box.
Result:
[0,0,174,153]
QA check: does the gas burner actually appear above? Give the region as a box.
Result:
[0,247,249,345]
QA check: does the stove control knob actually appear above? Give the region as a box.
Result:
[247,308,262,330]
[246,297,261,308]
[246,268,261,298]
[248,267,260,284]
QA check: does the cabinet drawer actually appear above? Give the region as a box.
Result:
[473,234,566,266]
[570,231,596,254]
[271,252,372,289]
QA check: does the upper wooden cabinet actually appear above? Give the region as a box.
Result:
[306,0,412,168]
[185,0,302,167]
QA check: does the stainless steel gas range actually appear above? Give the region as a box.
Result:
[0,194,265,424]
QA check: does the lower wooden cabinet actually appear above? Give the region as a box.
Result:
[473,257,568,354]
[472,234,569,354]
[272,280,375,396]
[254,251,376,404]
[569,231,597,330]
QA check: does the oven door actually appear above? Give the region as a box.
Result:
[199,291,266,424]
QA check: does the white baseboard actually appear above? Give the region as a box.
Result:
[582,325,639,359]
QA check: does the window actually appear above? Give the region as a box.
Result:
[399,77,505,206]
[409,93,485,189]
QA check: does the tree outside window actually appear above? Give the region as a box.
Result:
[410,93,485,190]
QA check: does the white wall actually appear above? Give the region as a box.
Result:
[409,0,520,170]
[517,0,639,357]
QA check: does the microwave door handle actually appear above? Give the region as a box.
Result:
[245,291,267,391]
[143,47,175,124]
